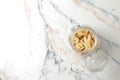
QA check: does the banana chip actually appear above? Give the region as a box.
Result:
[73,28,95,51]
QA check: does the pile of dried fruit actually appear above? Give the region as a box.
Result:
[73,28,95,51]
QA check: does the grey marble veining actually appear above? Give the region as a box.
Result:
[37,0,120,80]
[47,0,120,49]
[84,0,120,21]
[37,0,97,80]
[75,0,120,30]
[39,49,98,80]
[0,0,119,80]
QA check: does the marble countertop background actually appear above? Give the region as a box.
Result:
[0,0,120,80]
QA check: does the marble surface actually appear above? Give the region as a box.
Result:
[0,0,120,80]
[0,0,46,80]
[37,0,120,80]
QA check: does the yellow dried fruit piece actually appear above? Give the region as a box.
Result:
[73,37,79,44]
[75,42,85,51]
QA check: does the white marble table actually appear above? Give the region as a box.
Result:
[0,0,120,80]
[37,0,120,80]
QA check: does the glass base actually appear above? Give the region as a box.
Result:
[86,50,109,72]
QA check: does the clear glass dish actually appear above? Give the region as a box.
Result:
[69,24,109,72]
